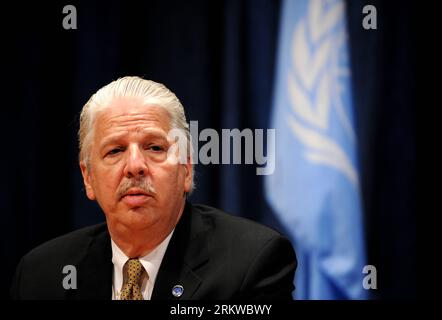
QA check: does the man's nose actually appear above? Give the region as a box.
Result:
[124,144,148,178]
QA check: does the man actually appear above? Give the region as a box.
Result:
[10,76,297,300]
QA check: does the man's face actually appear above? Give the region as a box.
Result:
[80,98,192,238]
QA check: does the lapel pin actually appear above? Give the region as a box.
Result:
[172,285,184,298]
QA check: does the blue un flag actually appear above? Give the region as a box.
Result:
[265,0,367,299]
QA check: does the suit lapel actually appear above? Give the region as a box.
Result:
[68,224,113,300]
[65,202,208,300]
[151,202,210,300]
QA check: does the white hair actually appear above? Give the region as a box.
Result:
[78,76,194,192]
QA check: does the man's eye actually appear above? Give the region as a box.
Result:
[107,148,123,156]
[149,145,164,152]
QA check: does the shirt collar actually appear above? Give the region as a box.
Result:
[111,229,174,297]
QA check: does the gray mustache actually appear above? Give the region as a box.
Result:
[117,177,156,199]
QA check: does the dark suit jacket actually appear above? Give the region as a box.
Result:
[10,202,297,300]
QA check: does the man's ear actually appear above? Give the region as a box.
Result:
[80,161,96,200]
[183,157,193,193]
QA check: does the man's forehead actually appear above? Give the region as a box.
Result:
[94,103,171,134]
[98,128,169,148]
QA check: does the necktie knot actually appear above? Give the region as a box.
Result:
[120,258,146,300]
[126,258,144,284]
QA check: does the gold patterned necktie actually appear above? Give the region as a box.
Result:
[119,258,146,300]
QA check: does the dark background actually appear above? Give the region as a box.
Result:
[0,0,415,299]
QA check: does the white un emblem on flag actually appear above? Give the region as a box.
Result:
[286,0,358,187]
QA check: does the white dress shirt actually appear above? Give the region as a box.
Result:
[111,230,174,300]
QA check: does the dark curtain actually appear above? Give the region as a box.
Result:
[0,0,415,299]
